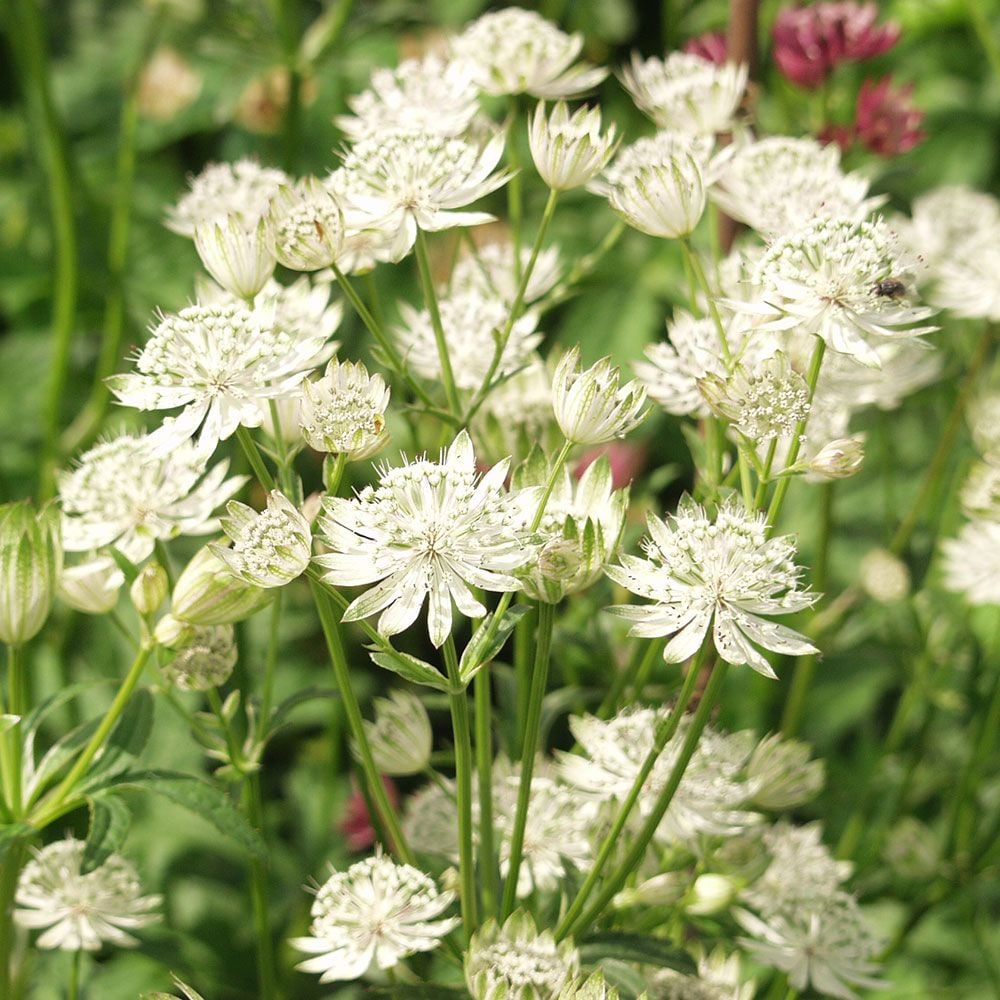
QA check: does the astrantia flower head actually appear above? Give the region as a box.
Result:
[747,216,937,368]
[299,358,390,459]
[108,302,334,457]
[161,623,238,691]
[15,837,161,951]
[607,496,818,676]
[451,8,607,99]
[746,734,825,810]
[213,490,311,589]
[709,136,881,238]
[896,185,1000,272]
[557,971,621,1000]
[465,911,581,1000]
[290,852,458,983]
[268,178,345,271]
[649,948,756,1000]
[552,346,648,445]
[335,128,510,261]
[193,212,276,300]
[336,55,481,140]
[620,51,748,135]
[854,76,925,157]
[818,339,941,413]
[940,519,1000,606]
[932,232,1000,321]
[315,430,539,647]
[0,502,61,646]
[396,286,543,392]
[171,543,274,626]
[166,158,289,236]
[451,240,562,306]
[60,434,245,563]
[528,102,618,191]
[359,689,433,776]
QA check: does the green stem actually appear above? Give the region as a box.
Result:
[5,646,24,817]
[11,0,79,499]
[259,590,282,731]
[512,602,533,755]
[0,841,25,1000]
[681,239,731,365]
[559,657,729,941]
[67,949,81,1000]
[308,577,414,863]
[597,641,650,720]
[275,0,302,172]
[753,438,778,509]
[443,636,478,940]
[474,669,498,921]
[32,643,154,829]
[236,426,277,492]
[415,229,461,416]
[556,645,711,940]
[246,772,277,1000]
[500,600,555,919]
[506,97,523,278]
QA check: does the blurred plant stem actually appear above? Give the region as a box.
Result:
[245,772,277,1000]
[9,0,79,498]
[415,229,461,417]
[0,841,26,1000]
[474,668,498,920]
[60,11,163,458]
[3,646,25,818]
[506,97,524,279]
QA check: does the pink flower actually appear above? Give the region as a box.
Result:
[574,442,646,490]
[854,76,925,155]
[683,31,729,65]
[772,2,900,89]
[338,775,399,851]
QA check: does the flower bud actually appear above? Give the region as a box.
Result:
[357,689,433,776]
[552,346,648,445]
[685,873,737,915]
[130,562,169,616]
[299,359,391,459]
[59,555,124,615]
[0,502,62,645]
[529,102,618,191]
[193,213,276,300]
[154,613,195,648]
[860,547,910,603]
[808,435,865,479]
[161,624,238,691]
[613,871,686,909]
[747,733,824,809]
[212,490,312,589]
[171,544,273,626]
[269,178,345,271]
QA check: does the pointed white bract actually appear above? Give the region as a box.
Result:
[0,502,62,646]
[268,178,345,271]
[451,8,607,99]
[359,689,433,776]
[58,553,124,615]
[193,213,276,300]
[299,358,390,459]
[315,430,538,647]
[290,853,458,983]
[15,837,161,951]
[528,102,618,191]
[607,496,818,677]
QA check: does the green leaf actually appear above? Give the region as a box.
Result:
[578,932,697,974]
[365,987,466,1000]
[368,647,449,692]
[81,794,131,873]
[82,687,154,787]
[0,823,31,862]
[460,605,533,685]
[269,685,341,728]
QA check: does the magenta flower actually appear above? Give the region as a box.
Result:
[339,776,399,851]
[854,76,925,155]
[575,442,647,490]
[683,31,729,66]
[772,2,901,89]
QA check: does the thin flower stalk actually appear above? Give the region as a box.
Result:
[415,229,461,417]
[5,646,24,818]
[245,772,277,1000]
[474,670,499,921]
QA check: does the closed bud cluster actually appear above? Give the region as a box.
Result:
[171,544,273,626]
[0,501,62,646]
[747,733,825,810]
[859,548,910,603]
[358,689,433,776]
[808,435,865,479]
[552,346,648,445]
[269,178,345,271]
[214,490,312,589]
[160,623,238,691]
[193,213,276,300]
[299,359,390,459]
[528,102,618,191]
[130,562,169,616]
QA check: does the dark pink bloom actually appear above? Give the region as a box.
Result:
[854,76,925,155]
[574,442,646,490]
[339,775,399,851]
[683,31,729,65]
[772,2,901,89]
[818,122,855,151]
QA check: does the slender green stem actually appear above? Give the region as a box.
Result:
[597,641,651,720]
[681,239,731,365]
[512,602,533,754]
[753,438,778,509]
[559,657,729,941]
[0,841,26,1000]
[259,590,283,731]
[443,636,478,940]
[500,600,555,919]
[506,97,524,277]
[415,229,461,416]
[67,949,81,1000]
[246,772,277,1000]
[5,646,24,817]
[474,669,498,921]
[236,427,277,492]
[308,578,414,863]
[274,0,302,172]
[556,645,710,939]
[32,644,154,829]
[766,339,827,529]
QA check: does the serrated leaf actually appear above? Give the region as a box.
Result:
[368,647,449,692]
[82,687,154,787]
[27,716,102,804]
[460,605,533,684]
[81,794,131,873]
[578,932,697,974]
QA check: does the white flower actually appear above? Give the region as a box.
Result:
[268,178,345,271]
[290,852,458,983]
[107,301,334,457]
[969,392,1000,455]
[709,136,881,238]
[359,689,433,776]
[807,436,865,479]
[465,911,581,1000]
[451,239,562,306]
[746,217,937,368]
[166,158,289,236]
[59,434,245,562]
[940,519,1000,605]
[161,623,238,691]
[896,184,1000,271]
[314,430,539,647]
[58,553,124,615]
[746,734,825,810]
[932,231,1000,321]
[552,346,648,445]
[620,52,747,135]
[451,8,607,99]
[299,358,390,459]
[528,102,618,191]
[607,496,818,676]
[961,459,1000,520]
[213,490,311,589]
[193,213,276,300]
[859,548,910,604]
[334,128,510,261]
[817,339,942,412]
[15,837,161,951]
[600,131,707,238]
[336,55,482,140]
[395,286,543,392]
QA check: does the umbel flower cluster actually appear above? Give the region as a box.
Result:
[5,2,998,1000]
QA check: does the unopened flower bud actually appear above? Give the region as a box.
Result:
[529,102,618,191]
[860,547,910,603]
[685,873,737,915]
[154,613,195,648]
[193,213,276,300]
[171,544,273,626]
[130,563,169,616]
[161,624,238,691]
[269,178,345,271]
[213,490,312,589]
[59,555,123,615]
[299,359,390,459]
[552,346,648,445]
[748,733,824,809]
[0,502,62,645]
[358,689,432,776]
[884,816,940,880]
[808,435,865,479]
[613,871,686,909]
